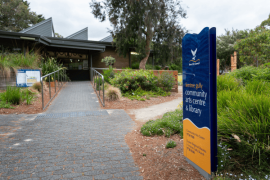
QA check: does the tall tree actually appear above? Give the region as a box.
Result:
[90,0,187,69]
[217,29,248,71]
[234,15,270,67]
[0,0,45,32]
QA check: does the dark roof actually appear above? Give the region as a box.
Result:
[66,27,88,40]
[100,35,113,42]
[19,18,55,37]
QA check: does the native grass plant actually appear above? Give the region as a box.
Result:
[40,58,69,82]
[217,75,241,92]
[157,71,175,92]
[123,87,170,101]
[32,82,42,92]
[103,66,115,83]
[141,109,183,138]
[166,140,177,149]
[111,69,158,93]
[0,53,41,79]
[216,73,270,179]
[104,86,122,101]
[101,56,116,66]
[0,86,37,107]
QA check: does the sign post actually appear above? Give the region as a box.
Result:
[182,27,217,179]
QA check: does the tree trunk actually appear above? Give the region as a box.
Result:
[139,24,152,69]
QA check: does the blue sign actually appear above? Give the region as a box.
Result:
[16,69,41,87]
[182,27,217,178]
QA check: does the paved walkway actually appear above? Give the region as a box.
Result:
[0,82,142,180]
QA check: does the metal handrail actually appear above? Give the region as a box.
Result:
[41,68,67,110]
[91,68,105,107]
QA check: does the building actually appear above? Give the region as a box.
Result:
[0,18,131,81]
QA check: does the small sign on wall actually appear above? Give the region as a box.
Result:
[16,69,41,87]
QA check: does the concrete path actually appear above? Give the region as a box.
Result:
[0,82,142,180]
[128,86,183,122]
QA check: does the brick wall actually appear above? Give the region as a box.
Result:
[92,47,129,69]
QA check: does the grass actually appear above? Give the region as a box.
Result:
[141,109,183,137]
[166,140,177,148]
[0,53,41,78]
[123,87,171,101]
[0,86,37,107]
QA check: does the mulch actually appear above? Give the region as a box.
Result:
[0,83,66,114]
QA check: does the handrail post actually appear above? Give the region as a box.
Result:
[49,75,51,99]
[99,74,100,96]
[41,79,44,109]
[58,70,59,87]
[103,76,105,106]
[54,73,56,93]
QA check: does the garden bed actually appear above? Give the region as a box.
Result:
[125,117,205,180]
[0,83,66,114]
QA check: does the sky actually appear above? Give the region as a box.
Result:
[27,0,270,41]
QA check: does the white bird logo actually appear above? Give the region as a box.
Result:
[191,48,197,60]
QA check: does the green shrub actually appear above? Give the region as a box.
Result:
[141,109,183,137]
[131,62,140,69]
[103,66,115,83]
[245,80,270,95]
[228,66,260,83]
[105,86,122,101]
[1,86,21,105]
[111,69,158,93]
[169,63,181,73]
[157,71,175,92]
[123,87,170,101]
[32,82,42,92]
[217,89,270,176]
[94,77,103,90]
[154,65,161,70]
[217,75,241,91]
[166,140,177,148]
[101,56,116,66]
[145,64,154,70]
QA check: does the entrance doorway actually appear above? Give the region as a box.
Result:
[59,58,90,81]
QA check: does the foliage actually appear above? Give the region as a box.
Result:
[157,71,175,92]
[145,64,154,70]
[154,65,161,70]
[111,69,158,93]
[228,66,270,83]
[40,57,69,82]
[234,15,270,67]
[131,62,140,69]
[94,77,103,90]
[104,86,122,101]
[0,86,37,106]
[32,82,41,92]
[0,53,41,78]
[103,66,115,83]
[0,0,45,32]
[168,63,181,73]
[0,100,14,109]
[216,73,270,178]
[166,140,177,149]
[1,86,21,105]
[55,33,63,38]
[101,82,110,91]
[141,109,183,137]
[217,75,241,92]
[101,56,116,66]
[90,0,187,69]
[123,87,170,101]
[217,29,248,71]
